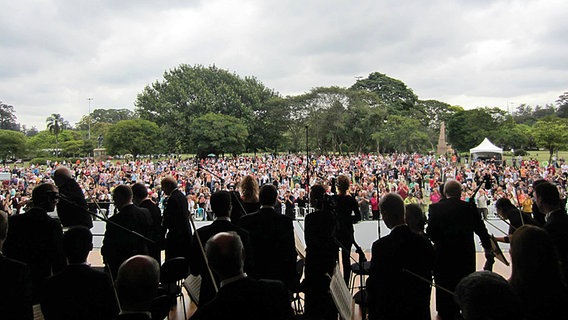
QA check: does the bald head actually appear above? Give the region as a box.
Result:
[379,193,405,229]
[116,255,160,312]
[53,166,72,187]
[161,176,178,196]
[444,180,462,198]
[205,232,244,279]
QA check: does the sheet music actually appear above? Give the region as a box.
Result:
[294,230,306,259]
[183,274,202,305]
[329,264,353,320]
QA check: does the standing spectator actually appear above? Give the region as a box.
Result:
[358,190,370,221]
[284,190,295,220]
[476,189,489,219]
[3,183,65,304]
[370,191,380,220]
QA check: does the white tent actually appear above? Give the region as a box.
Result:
[470,138,503,159]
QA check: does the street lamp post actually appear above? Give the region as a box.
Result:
[87,98,93,141]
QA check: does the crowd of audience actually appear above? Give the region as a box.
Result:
[1,153,566,219]
[0,152,567,319]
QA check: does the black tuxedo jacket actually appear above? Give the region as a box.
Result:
[41,264,119,320]
[3,207,65,303]
[190,276,293,320]
[163,189,192,259]
[544,208,568,282]
[101,204,151,277]
[239,207,298,291]
[367,225,434,320]
[139,199,164,263]
[426,197,491,317]
[189,219,254,305]
[0,254,33,320]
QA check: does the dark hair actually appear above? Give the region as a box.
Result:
[63,226,92,263]
[259,184,278,206]
[131,182,148,200]
[310,184,326,209]
[455,271,522,320]
[336,175,350,194]
[534,181,560,208]
[211,191,231,217]
[32,183,57,206]
[379,193,405,227]
[405,203,426,234]
[494,198,518,218]
[510,225,562,290]
[112,184,133,204]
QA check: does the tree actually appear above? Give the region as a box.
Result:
[135,64,276,152]
[46,114,66,154]
[532,117,568,162]
[377,115,430,153]
[556,91,568,118]
[350,72,418,115]
[75,108,137,130]
[0,101,20,131]
[189,113,249,157]
[0,129,26,161]
[105,119,165,157]
[446,108,508,151]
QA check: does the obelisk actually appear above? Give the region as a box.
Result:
[436,122,448,155]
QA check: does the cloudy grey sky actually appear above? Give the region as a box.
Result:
[1,0,567,130]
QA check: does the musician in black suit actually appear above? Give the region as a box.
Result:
[335,174,362,284]
[367,193,434,320]
[161,176,192,260]
[191,232,293,320]
[189,190,254,305]
[132,182,164,264]
[53,166,93,228]
[239,184,298,291]
[41,226,119,320]
[116,255,160,320]
[101,185,151,278]
[3,183,66,304]
[426,180,492,320]
[0,210,33,320]
[303,184,338,320]
[535,181,568,283]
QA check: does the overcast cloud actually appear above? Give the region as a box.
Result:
[1,0,567,130]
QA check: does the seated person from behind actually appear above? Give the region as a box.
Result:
[115,255,160,320]
[190,232,293,320]
[41,226,119,320]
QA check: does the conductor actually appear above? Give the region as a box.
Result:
[426,180,492,320]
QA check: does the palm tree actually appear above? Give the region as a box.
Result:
[46,113,65,156]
